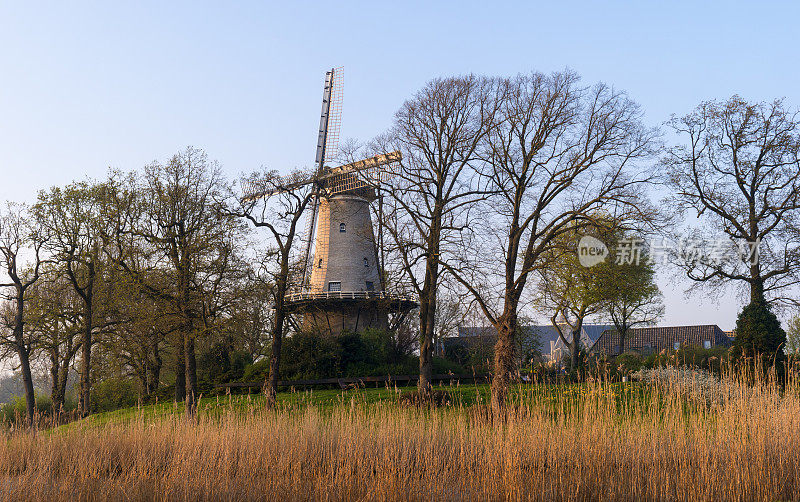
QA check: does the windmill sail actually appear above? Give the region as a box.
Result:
[324,67,343,165]
[240,170,315,202]
[300,67,343,287]
[314,67,343,171]
[299,191,319,289]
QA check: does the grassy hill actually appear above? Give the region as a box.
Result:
[3,373,797,500]
[59,383,493,430]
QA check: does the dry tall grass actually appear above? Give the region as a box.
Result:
[1,370,799,501]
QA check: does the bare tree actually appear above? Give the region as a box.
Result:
[443,71,657,413]
[432,285,470,355]
[231,168,314,407]
[665,96,800,305]
[0,203,46,425]
[379,75,500,394]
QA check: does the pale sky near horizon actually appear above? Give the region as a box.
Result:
[1,1,798,330]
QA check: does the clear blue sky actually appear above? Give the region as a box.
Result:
[2,1,798,329]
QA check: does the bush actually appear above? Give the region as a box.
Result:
[281,331,341,380]
[615,352,644,375]
[242,359,269,382]
[442,341,494,372]
[198,342,253,384]
[675,345,729,373]
[444,343,470,367]
[337,332,372,376]
[432,357,465,375]
[1,393,60,424]
[240,329,424,383]
[91,378,138,412]
[732,299,786,364]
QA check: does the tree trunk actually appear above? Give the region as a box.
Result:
[418,250,438,395]
[49,347,62,413]
[136,364,148,398]
[571,329,580,370]
[80,301,92,417]
[15,338,36,427]
[56,359,69,414]
[418,296,434,394]
[174,335,185,402]
[264,336,282,408]
[265,304,285,408]
[491,312,517,415]
[184,332,197,415]
[750,267,766,303]
[148,338,162,395]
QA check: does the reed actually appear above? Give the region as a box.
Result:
[0,368,798,501]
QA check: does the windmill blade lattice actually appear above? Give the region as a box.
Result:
[240,170,315,202]
[323,151,401,195]
[324,67,344,165]
[298,191,320,289]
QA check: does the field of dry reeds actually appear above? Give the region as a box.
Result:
[1,368,799,501]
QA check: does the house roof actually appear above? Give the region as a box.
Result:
[550,324,615,352]
[452,325,562,353]
[452,324,611,354]
[594,325,731,355]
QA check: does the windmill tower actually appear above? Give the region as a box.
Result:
[244,67,416,336]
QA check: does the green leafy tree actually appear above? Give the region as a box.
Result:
[36,181,110,417]
[25,271,82,413]
[787,314,800,355]
[599,237,664,354]
[539,223,610,370]
[731,299,786,364]
[105,148,241,415]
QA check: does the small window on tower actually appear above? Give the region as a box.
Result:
[318,259,322,268]
[339,223,346,233]
[364,257,369,267]
[365,281,374,291]
[328,281,341,292]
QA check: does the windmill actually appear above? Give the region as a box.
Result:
[243,67,416,335]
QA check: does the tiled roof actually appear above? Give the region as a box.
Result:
[594,325,731,355]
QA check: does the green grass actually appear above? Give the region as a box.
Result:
[58,383,484,429]
[56,381,655,432]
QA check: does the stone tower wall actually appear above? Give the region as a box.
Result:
[309,195,382,293]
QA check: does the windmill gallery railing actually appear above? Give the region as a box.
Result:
[285,290,416,303]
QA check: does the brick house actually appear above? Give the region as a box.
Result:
[594,325,732,356]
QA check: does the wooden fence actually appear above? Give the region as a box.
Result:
[215,373,491,391]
